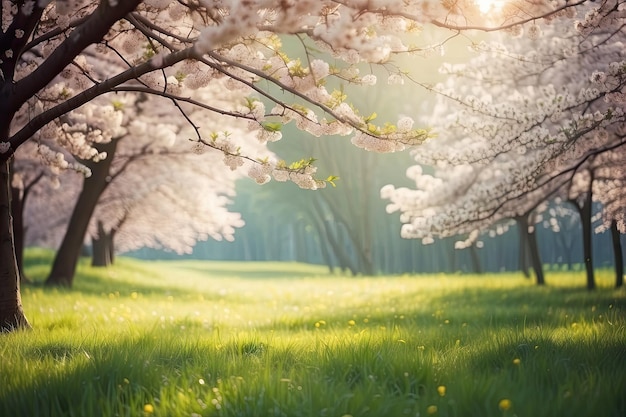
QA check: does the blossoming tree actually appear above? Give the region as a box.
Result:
[0,0,588,330]
[382,0,626,287]
[37,79,270,286]
[25,87,263,280]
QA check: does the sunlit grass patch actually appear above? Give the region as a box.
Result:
[2,251,625,416]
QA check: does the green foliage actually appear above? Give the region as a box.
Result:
[326,175,339,187]
[326,88,348,109]
[287,157,316,171]
[243,97,259,111]
[142,43,156,61]
[261,121,283,132]
[2,250,625,417]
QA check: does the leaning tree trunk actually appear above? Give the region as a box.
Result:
[45,140,118,287]
[610,220,623,288]
[0,160,30,331]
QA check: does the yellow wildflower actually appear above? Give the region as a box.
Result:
[498,399,512,411]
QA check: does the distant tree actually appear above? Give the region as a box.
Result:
[40,84,262,286]
[383,2,626,288]
[9,142,51,279]
[567,167,597,289]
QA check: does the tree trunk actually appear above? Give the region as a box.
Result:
[10,169,43,281]
[521,215,545,285]
[469,244,483,274]
[11,181,26,279]
[516,217,531,278]
[571,181,595,291]
[109,227,116,264]
[307,208,335,273]
[0,160,30,331]
[91,221,113,267]
[45,140,118,286]
[311,200,357,275]
[610,220,623,288]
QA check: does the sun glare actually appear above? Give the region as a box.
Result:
[475,0,505,14]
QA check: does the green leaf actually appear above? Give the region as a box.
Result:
[244,97,258,110]
[364,113,377,123]
[261,122,282,132]
[326,175,339,187]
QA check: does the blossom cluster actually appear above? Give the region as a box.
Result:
[382,2,626,245]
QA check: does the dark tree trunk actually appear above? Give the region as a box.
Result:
[554,229,576,270]
[10,169,43,281]
[109,228,116,265]
[469,244,483,274]
[517,217,531,278]
[610,220,623,288]
[91,221,114,267]
[527,227,545,285]
[519,215,545,285]
[10,181,26,280]
[45,140,118,286]
[0,160,30,331]
[571,182,595,291]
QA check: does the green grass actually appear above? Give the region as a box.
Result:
[2,248,625,417]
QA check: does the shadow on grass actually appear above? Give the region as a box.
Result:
[1,327,438,417]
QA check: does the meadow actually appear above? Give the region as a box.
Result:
[1,250,625,417]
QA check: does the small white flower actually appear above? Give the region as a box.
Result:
[360,74,377,86]
[387,73,404,85]
[590,71,607,84]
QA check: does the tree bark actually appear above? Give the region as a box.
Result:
[10,168,44,281]
[45,140,118,286]
[11,180,26,279]
[469,244,483,274]
[519,215,545,285]
[0,160,30,331]
[91,221,114,267]
[516,217,531,278]
[571,179,595,291]
[610,220,623,288]
[306,207,336,273]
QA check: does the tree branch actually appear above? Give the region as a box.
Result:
[4,47,195,162]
